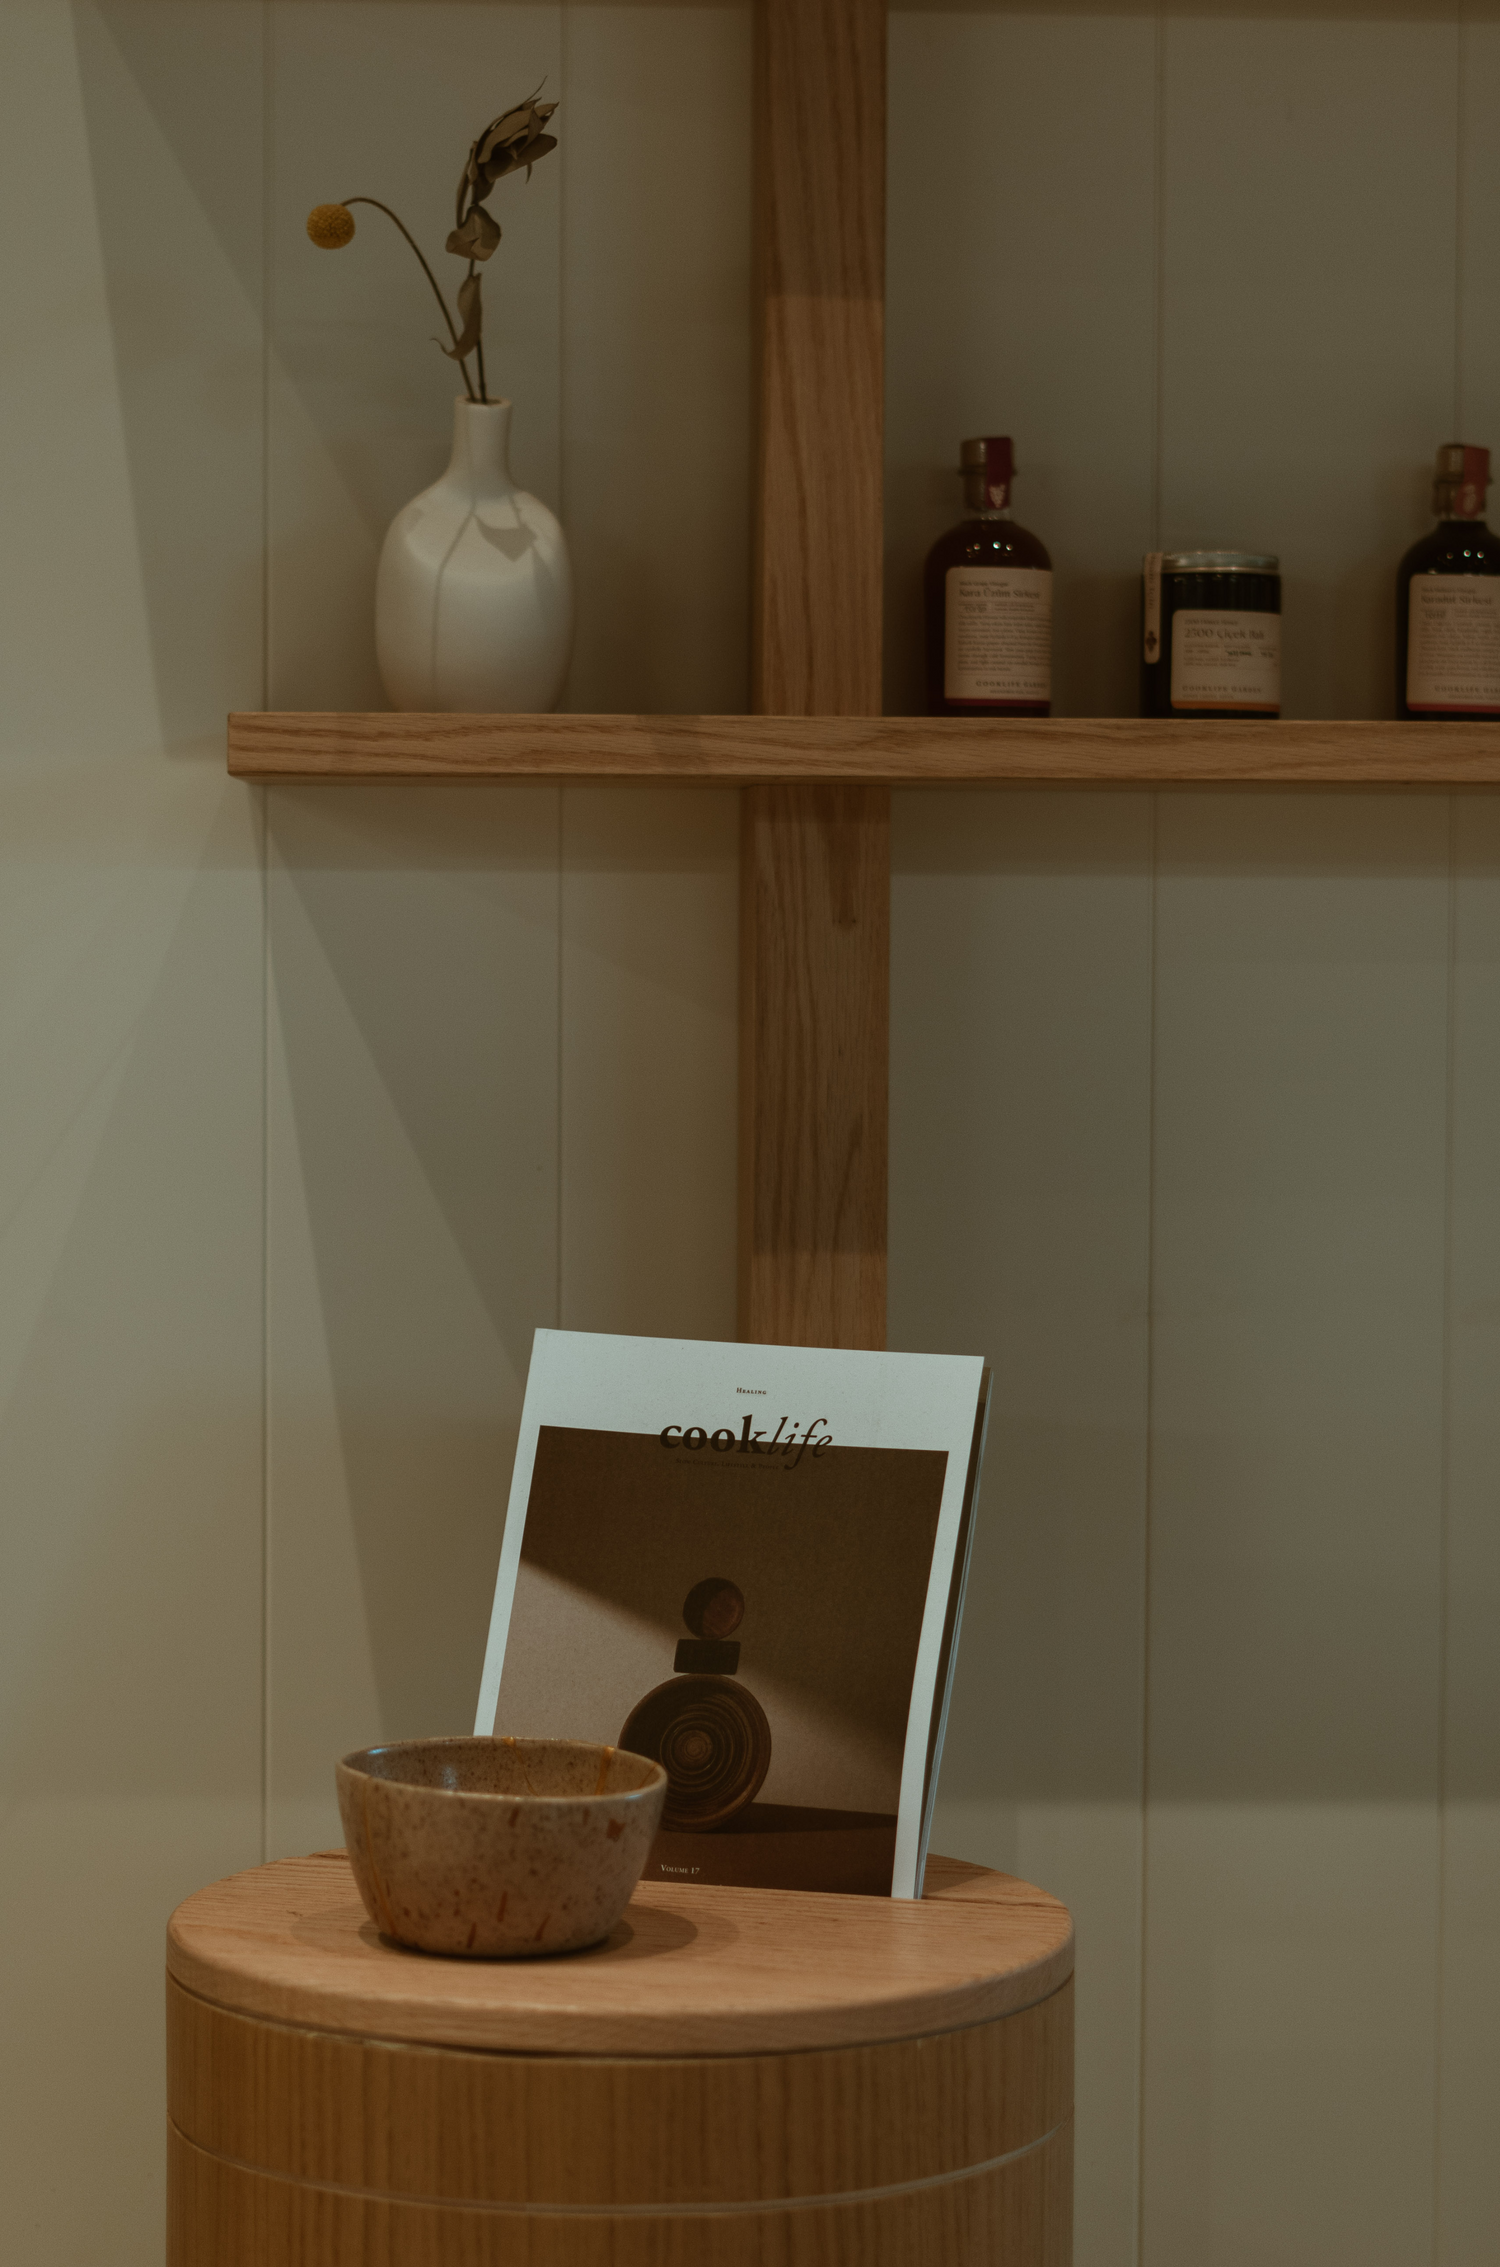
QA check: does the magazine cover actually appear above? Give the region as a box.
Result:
[475,1330,989,1899]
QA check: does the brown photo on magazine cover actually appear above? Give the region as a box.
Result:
[493,1425,949,1894]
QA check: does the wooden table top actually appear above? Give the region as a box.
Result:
[166,1851,1073,2058]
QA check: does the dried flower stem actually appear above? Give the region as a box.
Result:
[343,196,479,402]
[469,261,491,404]
[313,95,558,409]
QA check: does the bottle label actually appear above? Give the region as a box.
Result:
[1170,609,1280,712]
[944,567,1052,705]
[1406,576,1500,711]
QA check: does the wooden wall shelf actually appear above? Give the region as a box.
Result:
[229,711,1500,786]
[234,0,1500,1366]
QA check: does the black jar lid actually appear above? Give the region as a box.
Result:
[1162,549,1279,573]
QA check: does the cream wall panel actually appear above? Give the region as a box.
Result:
[264,0,566,1854]
[1459,18,1500,456]
[554,11,746,1343]
[1143,793,1450,2267]
[559,787,739,1336]
[885,8,1158,718]
[266,785,562,1854]
[1159,15,1459,719]
[0,4,265,2261]
[891,790,1153,2267]
[268,1,563,711]
[264,6,749,1856]
[560,2,752,713]
[1445,42,1500,2256]
[1441,793,1500,2266]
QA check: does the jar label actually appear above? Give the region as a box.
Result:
[944,567,1052,704]
[1170,609,1280,712]
[1406,576,1500,712]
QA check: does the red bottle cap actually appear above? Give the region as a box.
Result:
[1435,442,1490,517]
[960,435,1015,509]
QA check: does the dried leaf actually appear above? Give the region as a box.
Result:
[507,133,557,186]
[478,99,557,169]
[445,204,501,262]
[481,127,557,188]
[456,91,559,217]
[479,105,538,160]
[441,271,483,361]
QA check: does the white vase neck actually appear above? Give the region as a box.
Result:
[449,397,516,503]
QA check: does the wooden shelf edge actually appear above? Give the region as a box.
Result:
[227,711,1500,786]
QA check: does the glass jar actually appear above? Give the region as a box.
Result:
[1142,551,1281,719]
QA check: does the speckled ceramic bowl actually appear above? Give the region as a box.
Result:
[336,1736,668,1958]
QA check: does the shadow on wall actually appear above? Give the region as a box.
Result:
[74,0,267,747]
[267,783,561,1737]
[0,782,262,1817]
[265,778,740,1740]
[0,774,263,2267]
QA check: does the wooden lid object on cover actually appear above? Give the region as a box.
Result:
[167,1850,1073,2057]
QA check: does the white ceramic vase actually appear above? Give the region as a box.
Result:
[375,397,572,712]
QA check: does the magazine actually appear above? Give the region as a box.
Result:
[475,1330,990,1899]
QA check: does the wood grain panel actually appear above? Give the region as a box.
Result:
[167,1973,1073,2206]
[229,711,1500,784]
[167,2118,1072,2267]
[753,0,884,719]
[743,0,888,1351]
[165,1853,1074,2058]
[739,784,888,1347]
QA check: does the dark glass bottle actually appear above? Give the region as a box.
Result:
[1396,444,1500,719]
[924,437,1052,716]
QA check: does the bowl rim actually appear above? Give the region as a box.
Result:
[336,1733,668,1805]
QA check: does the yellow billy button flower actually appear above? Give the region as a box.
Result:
[307,203,355,250]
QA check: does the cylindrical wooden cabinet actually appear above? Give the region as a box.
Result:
[166,1851,1073,2265]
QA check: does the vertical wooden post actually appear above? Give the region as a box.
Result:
[741,0,888,1351]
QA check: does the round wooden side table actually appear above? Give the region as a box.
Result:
[166,1850,1074,2265]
